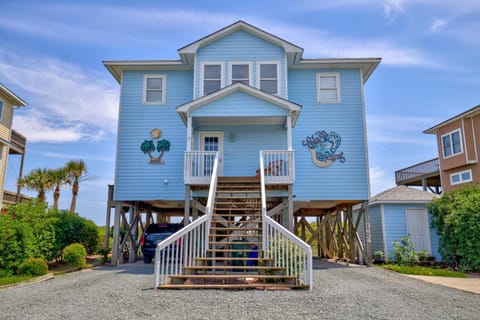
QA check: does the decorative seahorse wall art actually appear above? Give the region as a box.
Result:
[302,130,346,168]
[140,128,171,164]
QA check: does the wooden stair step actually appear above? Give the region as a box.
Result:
[195,257,265,261]
[210,241,261,245]
[207,249,260,253]
[183,265,283,271]
[210,227,260,231]
[158,283,307,290]
[209,234,262,238]
[170,274,297,280]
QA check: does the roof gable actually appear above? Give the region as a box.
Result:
[177,82,301,126]
[178,20,304,65]
[424,104,480,134]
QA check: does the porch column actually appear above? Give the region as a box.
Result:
[186,116,192,151]
[286,115,293,151]
[111,203,122,266]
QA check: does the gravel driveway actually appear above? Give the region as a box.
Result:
[1,260,478,320]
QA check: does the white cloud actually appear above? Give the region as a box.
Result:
[0,51,118,143]
[369,166,395,196]
[429,17,449,33]
[43,151,114,163]
[366,115,437,144]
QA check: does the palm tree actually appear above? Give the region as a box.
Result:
[47,167,68,209]
[19,168,53,202]
[65,160,88,213]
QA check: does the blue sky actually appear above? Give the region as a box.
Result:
[0,0,479,225]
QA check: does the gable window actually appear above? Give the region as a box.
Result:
[317,73,340,103]
[450,169,472,185]
[203,63,223,95]
[441,129,462,158]
[230,63,250,85]
[258,62,279,95]
[143,75,166,104]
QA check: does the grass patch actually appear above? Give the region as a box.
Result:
[0,274,35,287]
[381,264,467,278]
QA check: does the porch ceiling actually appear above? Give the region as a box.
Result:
[192,115,285,126]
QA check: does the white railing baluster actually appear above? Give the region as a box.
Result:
[154,152,218,288]
[259,150,312,290]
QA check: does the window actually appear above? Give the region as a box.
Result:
[230,63,250,85]
[450,169,472,185]
[0,99,3,121]
[143,75,166,104]
[317,73,340,103]
[441,129,462,158]
[258,62,279,95]
[202,63,223,95]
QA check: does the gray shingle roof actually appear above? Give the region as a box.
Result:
[370,185,439,204]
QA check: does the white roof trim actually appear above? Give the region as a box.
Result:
[424,104,480,134]
[103,60,190,83]
[177,82,301,126]
[0,83,27,107]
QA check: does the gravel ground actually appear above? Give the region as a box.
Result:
[0,261,479,320]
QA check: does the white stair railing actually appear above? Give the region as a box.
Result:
[259,151,313,290]
[184,151,217,185]
[154,152,219,288]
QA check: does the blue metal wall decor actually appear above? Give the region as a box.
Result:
[140,128,171,164]
[302,130,346,168]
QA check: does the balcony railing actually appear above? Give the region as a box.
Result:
[260,150,295,185]
[395,158,440,185]
[184,151,217,185]
[184,150,295,185]
[9,129,26,154]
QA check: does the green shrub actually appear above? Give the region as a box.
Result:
[17,258,48,276]
[391,237,417,266]
[428,184,480,271]
[63,243,87,269]
[7,200,58,262]
[0,215,35,271]
[53,211,99,255]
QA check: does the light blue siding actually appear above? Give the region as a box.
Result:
[382,203,440,260]
[369,205,385,254]
[289,69,368,200]
[195,124,286,176]
[195,30,286,98]
[114,70,193,201]
[190,91,289,118]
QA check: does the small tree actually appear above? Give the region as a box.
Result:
[391,237,417,266]
[64,160,88,213]
[47,168,68,210]
[428,184,480,271]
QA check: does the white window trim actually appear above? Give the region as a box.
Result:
[450,169,472,185]
[441,128,463,159]
[228,61,252,86]
[0,98,4,121]
[142,74,166,105]
[317,72,341,104]
[200,62,224,96]
[256,61,280,96]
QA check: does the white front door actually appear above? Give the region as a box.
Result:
[199,132,224,176]
[405,208,432,253]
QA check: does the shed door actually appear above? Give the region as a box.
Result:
[199,132,224,176]
[405,208,431,253]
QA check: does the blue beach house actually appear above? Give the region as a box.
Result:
[104,21,380,289]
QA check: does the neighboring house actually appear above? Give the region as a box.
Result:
[0,83,28,208]
[104,20,380,275]
[355,186,440,261]
[424,105,480,193]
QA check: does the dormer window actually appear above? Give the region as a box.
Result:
[202,63,223,95]
[230,63,250,85]
[258,62,279,95]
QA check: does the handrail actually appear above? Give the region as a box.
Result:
[259,150,312,290]
[260,150,295,184]
[154,152,218,288]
